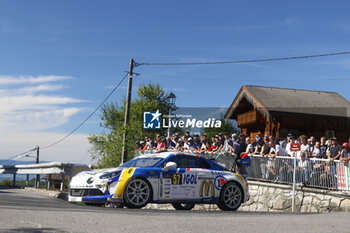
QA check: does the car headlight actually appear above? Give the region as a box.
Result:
[99,171,121,179]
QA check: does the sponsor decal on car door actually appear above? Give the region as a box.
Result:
[159,169,198,200]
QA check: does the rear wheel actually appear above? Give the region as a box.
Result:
[124,177,152,209]
[217,182,243,211]
[172,203,195,210]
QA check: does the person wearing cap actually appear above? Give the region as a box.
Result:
[226,139,235,154]
[212,135,223,153]
[254,137,265,155]
[252,134,260,149]
[282,133,292,149]
[134,141,141,153]
[192,135,202,151]
[327,137,342,161]
[309,136,316,152]
[340,142,350,163]
[202,133,208,141]
[327,137,342,189]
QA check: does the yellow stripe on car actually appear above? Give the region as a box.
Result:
[113,167,137,199]
[233,172,247,191]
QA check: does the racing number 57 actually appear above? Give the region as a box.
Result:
[172,174,182,185]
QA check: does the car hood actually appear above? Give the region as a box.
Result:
[70,167,125,188]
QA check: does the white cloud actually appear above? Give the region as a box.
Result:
[63,107,85,117]
[0,131,94,165]
[0,75,93,165]
[312,58,350,69]
[200,17,303,32]
[0,75,72,85]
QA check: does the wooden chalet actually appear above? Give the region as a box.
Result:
[225,85,350,141]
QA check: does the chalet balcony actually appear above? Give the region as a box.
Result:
[237,111,260,126]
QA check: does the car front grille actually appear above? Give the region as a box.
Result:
[70,189,104,197]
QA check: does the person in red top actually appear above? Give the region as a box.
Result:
[156,135,166,150]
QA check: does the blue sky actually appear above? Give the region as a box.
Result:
[1,0,350,164]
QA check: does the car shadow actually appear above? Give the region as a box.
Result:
[0,228,69,233]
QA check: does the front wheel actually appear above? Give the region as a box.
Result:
[172,203,195,210]
[124,177,152,209]
[217,182,243,211]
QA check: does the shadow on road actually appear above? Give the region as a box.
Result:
[0,185,22,189]
[0,228,69,233]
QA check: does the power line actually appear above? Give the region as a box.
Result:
[41,72,129,150]
[0,148,37,164]
[135,51,350,66]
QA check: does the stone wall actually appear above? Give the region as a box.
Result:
[27,180,350,212]
[240,181,350,212]
[144,181,350,212]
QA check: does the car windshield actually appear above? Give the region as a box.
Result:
[119,157,163,168]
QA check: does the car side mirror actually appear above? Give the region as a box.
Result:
[162,162,177,171]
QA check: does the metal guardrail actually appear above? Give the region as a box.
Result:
[247,155,350,192]
[137,150,349,192]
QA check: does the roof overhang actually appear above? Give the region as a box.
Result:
[224,86,270,120]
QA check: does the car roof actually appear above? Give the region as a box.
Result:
[137,151,202,159]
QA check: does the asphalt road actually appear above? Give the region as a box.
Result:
[1,187,350,233]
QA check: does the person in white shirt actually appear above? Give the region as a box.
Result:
[297,152,310,185]
[297,135,311,159]
[245,137,253,154]
[267,139,290,181]
[311,141,321,158]
[269,140,289,157]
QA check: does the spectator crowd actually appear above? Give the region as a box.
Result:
[135,132,350,190]
[135,132,350,163]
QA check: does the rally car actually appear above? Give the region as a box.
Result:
[68,151,249,211]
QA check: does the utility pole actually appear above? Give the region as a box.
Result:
[35,146,40,188]
[121,58,134,164]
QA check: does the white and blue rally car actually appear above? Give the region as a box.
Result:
[68,151,249,211]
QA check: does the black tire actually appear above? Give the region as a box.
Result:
[217,181,243,211]
[172,203,196,210]
[124,177,152,209]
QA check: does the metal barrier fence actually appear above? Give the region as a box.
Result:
[136,150,350,192]
[247,155,350,192]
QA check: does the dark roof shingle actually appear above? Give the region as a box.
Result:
[229,85,350,118]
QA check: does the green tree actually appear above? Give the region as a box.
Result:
[0,179,12,186]
[88,83,177,168]
[201,117,239,139]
